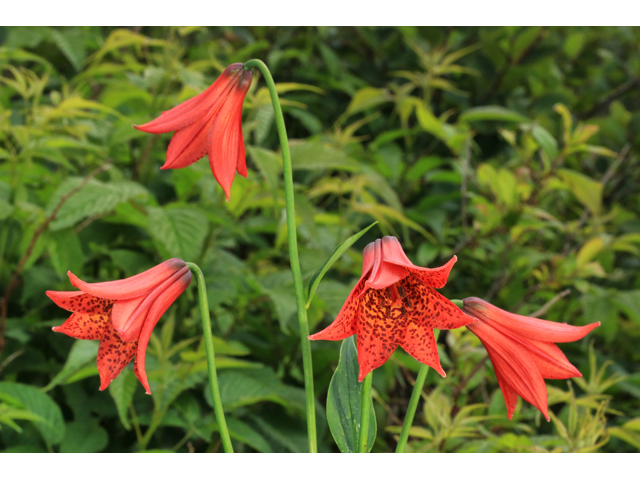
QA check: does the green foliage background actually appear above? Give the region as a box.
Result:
[0,26,638,453]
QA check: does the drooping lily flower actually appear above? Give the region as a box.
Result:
[134,63,253,201]
[309,236,477,381]
[462,297,599,421]
[48,259,192,394]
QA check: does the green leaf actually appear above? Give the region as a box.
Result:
[532,125,559,158]
[46,178,149,230]
[148,205,209,261]
[576,237,605,268]
[48,228,85,278]
[108,368,138,430]
[345,87,391,116]
[224,418,272,453]
[306,221,378,307]
[290,140,360,171]
[0,382,65,445]
[460,106,530,124]
[248,146,282,198]
[60,421,108,453]
[326,337,377,453]
[49,29,86,71]
[557,169,603,216]
[213,368,304,411]
[0,198,14,220]
[44,340,99,391]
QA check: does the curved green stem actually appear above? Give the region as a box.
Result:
[359,372,373,453]
[186,262,233,453]
[243,59,317,453]
[395,363,430,453]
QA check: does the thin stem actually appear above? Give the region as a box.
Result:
[359,372,373,453]
[395,363,430,453]
[243,58,317,453]
[186,262,233,453]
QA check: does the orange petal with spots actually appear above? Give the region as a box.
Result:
[97,325,138,391]
[411,285,477,330]
[308,278,364,342]
[46,291,112,315]
[401,321,446,377]
[356,286,410,381]
[52,310,113,340]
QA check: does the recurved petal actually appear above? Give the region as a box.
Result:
[373,237,457,289]
[308,278,364,342]
[133,64,244,134]
[46,291,112,315]
[362,241,376,278]
[134,269,192,395]
[463,297,599,343]
[67,258,186,301]
[364,238,409,291]
[407,256,457,289]
[115,266,191,343]
[469,321,550,420]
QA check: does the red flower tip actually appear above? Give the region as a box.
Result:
[463,297,598,421]
[135,63,252,201]
[310,236,475,381]
[49,259,192,394]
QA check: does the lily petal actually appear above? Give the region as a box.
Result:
[464,297,599,343]
[401,321,446,377]
[308,278,364,341]
[133,64,243,134]
[471,320,550,420]
[46,291,111,314]
[207,70,252,201]
[67,258,186,301]
[116,266,190,343]
[364,238,409,291]
[134,269,192,394]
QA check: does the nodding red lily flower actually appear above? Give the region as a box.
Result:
[462,297,599,421]
[47,259,192,394]
[309,236,477,381]
[134,63,253,201]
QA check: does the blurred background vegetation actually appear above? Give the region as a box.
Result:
[0,26,638,453]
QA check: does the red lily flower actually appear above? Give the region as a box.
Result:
[47,259,192,394]
[309,236,477,381]
[462,297,599,420]
[134,63,253,201]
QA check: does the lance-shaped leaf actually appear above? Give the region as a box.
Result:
[306,221,378,308]
[326,337,377,453]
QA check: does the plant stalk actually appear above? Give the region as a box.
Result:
[395,363,430,453]
[243,59,317,453]
[186,262,233,453]
[359,372,373,453]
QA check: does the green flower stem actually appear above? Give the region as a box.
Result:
[186,262,233,453]
[395,363,430,453]
[243,59,317,453]
[396,326,450,453]
[359,372,373,453]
